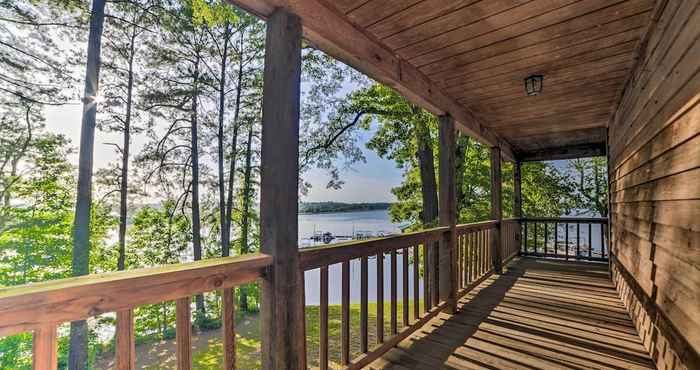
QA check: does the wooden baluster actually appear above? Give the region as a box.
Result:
[480,230,485,276]
[32,325,57,370]
[589,223,593,259]
[601,223,606,259]
[390,249,398,335]
[116,309,136,370]
[413,245,419,320]
[533,222,538,255]
[523,221,528,253]
[176,297,192,370]
[576,223,581,259]
[320,266,329,370]
[462,234,468,288]
[360,256,368,353]
[341,260,350,365]
[565,223,569,260]
[468,232,473,282]
[544,222,549,256]
[222,288,236,370]
[402,248,409,327]
[423,241,429,313]
[455,235,461,290]
[554,222,558,256]
[431,239,439,308]
[376,252,384,343]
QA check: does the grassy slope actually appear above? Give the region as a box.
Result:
[113,301,423,370]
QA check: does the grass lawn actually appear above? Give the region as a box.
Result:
[101,300,423,369]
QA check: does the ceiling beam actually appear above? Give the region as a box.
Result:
[226,0,516,161]
[518,143,606,162]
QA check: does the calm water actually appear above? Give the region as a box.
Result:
[299,210,422,305]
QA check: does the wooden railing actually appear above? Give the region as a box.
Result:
[0,253,272,370]
[1,219,522,370]
[520,217,608,261]
[301,220,509,369]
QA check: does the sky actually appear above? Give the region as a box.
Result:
[43,104,403,203]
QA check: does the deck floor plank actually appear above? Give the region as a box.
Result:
[366,257,655,370]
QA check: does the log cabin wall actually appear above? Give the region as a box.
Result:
[607,0,700,369]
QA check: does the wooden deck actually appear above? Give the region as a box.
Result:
[367,257,656,370]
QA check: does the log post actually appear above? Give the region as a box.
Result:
[513,161,523,254]
[490,147,503,274]
[259,8,306,370]
[438,115,457,313]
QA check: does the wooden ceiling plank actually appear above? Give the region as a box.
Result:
[483,99,620,127]
[333,0,370,13]
[427,15,650,81]
[468,71,630,106]
[441,36,640,89]
[447,53,635,98]
[418,1,652,75]
[227,0,517,160]
[346,0,423,28]
[403,0,584,63]
[368,0,481,40]
[410,0,643,67]
[509,127,606,151]
[491,110,612,129]
[475,81,625,114]
[383,0,531,51]
[444,48,636,95]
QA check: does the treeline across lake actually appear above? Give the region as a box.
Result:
[299,202,392,214]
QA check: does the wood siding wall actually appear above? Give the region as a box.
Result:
[608,0,700,369]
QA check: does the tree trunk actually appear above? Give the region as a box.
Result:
[191,54,205,317]
[239,124,254,312]
[224,28,246,252]
[69,0,106,368]
[415,117,438,225]
[455,134,470,215]
[414,115,439,306]
[218,22,231,257]
[117,26,137,272]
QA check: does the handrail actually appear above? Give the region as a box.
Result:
[455,219,498,232]
[523,216,608,223]
[299,226,448,270]
[0,253,272,337]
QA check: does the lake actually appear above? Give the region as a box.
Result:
[299,210,423,305]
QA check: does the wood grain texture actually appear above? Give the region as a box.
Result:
[176,298,191,370]
[490,147,503,274]
[222,288,236,370]
[368,258,656,370]
[608,0,700,367]
[32,325,57,370]
[258,9,306,370]
[116,310,135,370]
[0,253,270,337]
[438,115,457,312]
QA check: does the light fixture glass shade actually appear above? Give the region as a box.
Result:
[524,74,544,96]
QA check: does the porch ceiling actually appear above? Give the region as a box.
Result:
[231,0,656,159]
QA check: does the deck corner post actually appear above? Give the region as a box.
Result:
[259,8,306,370]
[438,114,457,313]
[490,146,503,274]
[513,160,522,254]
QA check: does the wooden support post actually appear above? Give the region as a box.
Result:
[513,161,522,254]
[116,309,136,370]
[438,115,457,313]
[259,8,305,370]
[490,147,503,274]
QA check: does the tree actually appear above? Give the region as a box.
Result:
[69,0,107,367]
[98,0,158,271]
[566,157,608,216]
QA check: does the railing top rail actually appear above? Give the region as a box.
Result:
[455,219,498,232]
[299,226,448,270]
[0,253,272,337]
[523,217,608,223]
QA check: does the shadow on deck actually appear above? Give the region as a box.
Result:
[367,257,656,370]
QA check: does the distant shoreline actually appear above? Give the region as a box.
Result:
[299,201,392,214]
